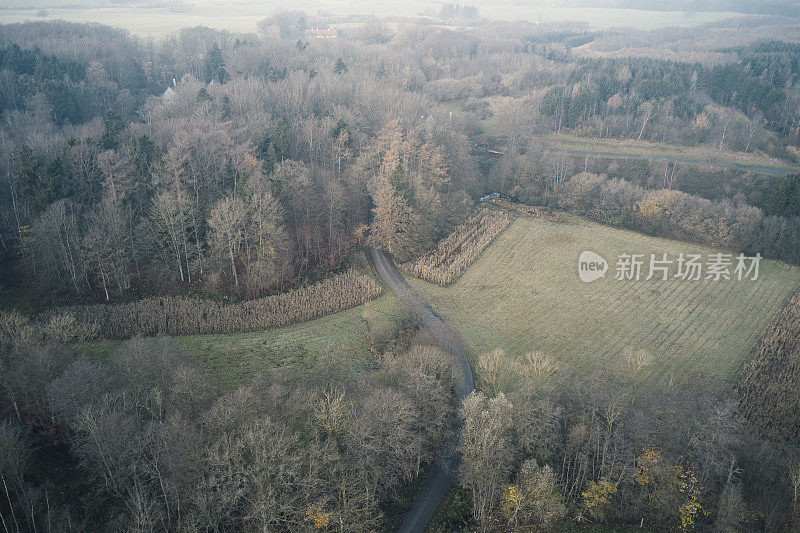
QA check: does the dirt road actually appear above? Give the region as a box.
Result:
[369,246,475,533]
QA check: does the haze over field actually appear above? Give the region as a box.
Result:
[0,0,775,35]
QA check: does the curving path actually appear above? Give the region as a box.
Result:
[525,144,795,175]
[369,246,475,533]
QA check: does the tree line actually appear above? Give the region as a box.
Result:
[444,347,799,531]
[491,148,800,265]
[538,54,786,151]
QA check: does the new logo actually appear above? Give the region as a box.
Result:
[578,251,608,283]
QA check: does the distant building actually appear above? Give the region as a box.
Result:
[162,87,176,101]
[304,28,337,39]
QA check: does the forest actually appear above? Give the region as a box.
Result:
[1,8,800,533]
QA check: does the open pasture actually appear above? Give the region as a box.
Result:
[412,214,800,387]
[82,293,396,390]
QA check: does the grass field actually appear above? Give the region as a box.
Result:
[0,2,740,37]
[533,134,800,173]
[411,214,800,388]
[81,293,395,391]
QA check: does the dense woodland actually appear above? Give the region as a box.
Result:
[1,11,800,532]
[0,313,456,531]
[453,353,795,532]
[2,17,800,303]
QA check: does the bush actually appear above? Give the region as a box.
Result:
[43,270,383,339]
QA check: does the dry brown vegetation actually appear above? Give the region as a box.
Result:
[401,208,510,286]
[738,291,800,444]
[44,270,383,339]
[0,311,98,354]
[489,199,568,221]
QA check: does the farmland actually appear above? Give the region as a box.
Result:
[81,293,396,391]
[411,212,800,388]
[0,1,739,37]
[401,207,510,286]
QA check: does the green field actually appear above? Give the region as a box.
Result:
[411,214,800,387]
[77,213,800,391]
[82,294,395,391]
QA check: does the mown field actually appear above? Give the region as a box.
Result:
[411,213,800,387]
[81,293,396,391]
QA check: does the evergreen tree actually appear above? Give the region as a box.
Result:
[196,87,212,103]
[203,44,229,84]
[100,109,125,150]
[764,174,800,217]
[220,94,231,120]
[13,146,61,215]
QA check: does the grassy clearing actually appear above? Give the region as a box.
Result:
[477,103,797,173]
[410,214,800,388]
[534,134,799,173]
[80,293,396,391]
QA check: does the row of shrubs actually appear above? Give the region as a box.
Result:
[738,291,800,444]
[516,172,800,265]
[0,312,98,354]
[401,208,511,286]
[43,270,383,339]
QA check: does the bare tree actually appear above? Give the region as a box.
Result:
[745,111,764,152]
[458,391,517,531]
[207,196,245,288]
[149,188,193,283]
[637,101,655,141]
[30,199,86,293]
[83,197,131,300]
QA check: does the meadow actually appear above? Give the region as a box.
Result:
[411,213,800,388]
[531,134,799,173]
[81,293,396,391]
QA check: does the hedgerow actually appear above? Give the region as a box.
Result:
[43,270,383,339]
[402,208,511,286]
